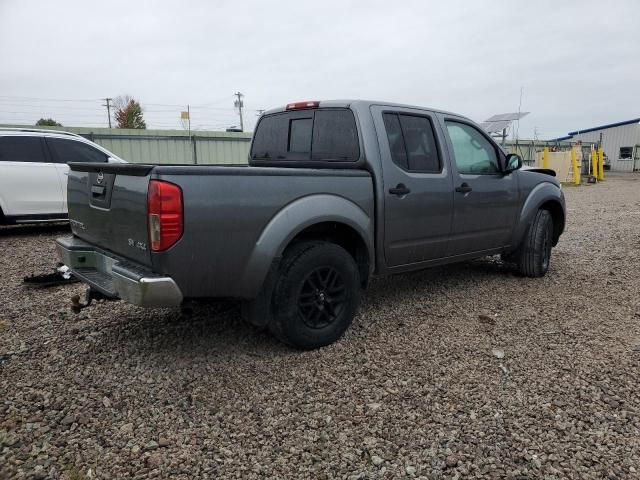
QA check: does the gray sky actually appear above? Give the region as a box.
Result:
[1,0,638,138]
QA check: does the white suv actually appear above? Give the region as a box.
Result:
[0,128,126,224]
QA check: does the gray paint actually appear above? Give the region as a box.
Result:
[61,100,565,302]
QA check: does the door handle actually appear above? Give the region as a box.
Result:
[389,184,411,196]
[455,183,472,194]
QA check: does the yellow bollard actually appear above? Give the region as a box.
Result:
[543,147,549,169]
[571,147,580,185]
[598,148,605,181]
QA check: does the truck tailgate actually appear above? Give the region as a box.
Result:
[67,163,155,267]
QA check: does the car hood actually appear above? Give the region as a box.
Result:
[521,166,556,177]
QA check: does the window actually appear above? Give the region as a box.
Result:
[47,138,108,163]
[251,108,359,162]
[311,110,359,161]
[382,113,441,172]
[445,121,500,174]
[619,147,633,159]
[289,118,312,153]
[0,136,47,163]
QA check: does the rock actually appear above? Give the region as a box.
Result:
[371,455,384,466]
[146,440,159,450]
[33,465,46,479]
[120,423,134,434]
[102,397,112,408]
[491,349,505,359]
[446,454,459,468]
[60,415,75,426]
[158,437,171,447]
[147,453,163,467]
[131,445,141,454]
[406,465,416,475]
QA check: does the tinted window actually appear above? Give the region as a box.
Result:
[251,108,359,162]
[289,118,312,153]
[311,110,359,161]
[383,113,408,169]
[47,138,108,163]
[445,121,499,174]
[0,136,47,163]
[383,113,441,172]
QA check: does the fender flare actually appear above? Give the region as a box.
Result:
[511,182,565,249]
[238,194,373,298]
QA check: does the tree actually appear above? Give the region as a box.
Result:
[114,95,146,129]
[36,118,62,127]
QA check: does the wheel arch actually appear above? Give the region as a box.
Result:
[512,182,566,249]
[238,194,374,298]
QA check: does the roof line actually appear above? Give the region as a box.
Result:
[567,117,640,136]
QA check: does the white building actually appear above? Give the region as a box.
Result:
[559,118,640,172]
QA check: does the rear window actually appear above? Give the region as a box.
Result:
[0,136,47,163]
[251,108,359,162]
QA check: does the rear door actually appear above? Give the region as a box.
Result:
[371,106,453,267]
[0,135,64,216]
[441,118,519,256]
[46,137,109,212]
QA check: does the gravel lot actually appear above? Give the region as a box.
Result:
[1,173,639,479]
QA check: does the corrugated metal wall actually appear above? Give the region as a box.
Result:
[0,125,252,164]
[569,123,640,172]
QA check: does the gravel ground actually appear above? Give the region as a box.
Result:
[1,173,639,479]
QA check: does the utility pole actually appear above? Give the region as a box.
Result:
[102,97,113,128]
[234,92,244,132]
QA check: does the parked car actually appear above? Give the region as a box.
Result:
[57,100,566,349]
[0,128,125,224]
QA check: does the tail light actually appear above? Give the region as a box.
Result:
[285,101,320,110]
[147,180,183,251]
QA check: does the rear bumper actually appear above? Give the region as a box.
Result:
[56,236,183,307]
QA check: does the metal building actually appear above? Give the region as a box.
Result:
[558,118,640,172]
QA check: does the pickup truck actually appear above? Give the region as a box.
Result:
[57,100,565,349]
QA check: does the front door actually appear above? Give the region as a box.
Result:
[634,145,640,171]
[441,119,519,257]
[0,136,64,216]
[371,106,454,267]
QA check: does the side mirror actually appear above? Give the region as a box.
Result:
[504,153,523,173]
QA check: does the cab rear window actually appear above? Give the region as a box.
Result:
[251,108,359,162]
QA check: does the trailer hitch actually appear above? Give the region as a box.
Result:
[70,288,113,313]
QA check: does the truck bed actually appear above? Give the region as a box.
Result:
[65,162,374,298]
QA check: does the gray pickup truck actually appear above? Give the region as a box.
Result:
[57,100,565,349]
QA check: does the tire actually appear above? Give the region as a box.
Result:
[269,241,361,350]
[516,209,553,277]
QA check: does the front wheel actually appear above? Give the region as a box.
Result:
[516,209,553,277]
[269,241,361,350]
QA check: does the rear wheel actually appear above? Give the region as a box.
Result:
[269,241,360,350]
[516,209,553,277]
